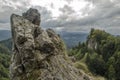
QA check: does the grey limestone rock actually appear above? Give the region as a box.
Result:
[10,8,92,80]
[22,8,41,26]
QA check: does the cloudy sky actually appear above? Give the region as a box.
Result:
[0,0,120,35]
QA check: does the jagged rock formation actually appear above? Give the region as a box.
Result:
[10,8,91,80]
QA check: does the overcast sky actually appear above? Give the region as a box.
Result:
[0,0,120,35]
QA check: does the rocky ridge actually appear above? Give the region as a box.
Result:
[10,8,91,80]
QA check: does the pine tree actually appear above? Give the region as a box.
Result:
[108,65,115,80]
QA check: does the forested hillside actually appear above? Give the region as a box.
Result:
[0,29,120,80]
[0,30,11,41]
[68,29,120,80]
[0,39,12,51]
[0,43,10,80]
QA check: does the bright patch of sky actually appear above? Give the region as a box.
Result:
[30,0,94,18]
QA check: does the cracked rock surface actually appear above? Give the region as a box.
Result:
[10,8,91,80]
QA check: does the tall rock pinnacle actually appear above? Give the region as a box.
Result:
[10,8,91,80]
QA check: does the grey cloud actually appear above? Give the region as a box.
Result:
[0,0,53,30]
[59,5,75,15]
[36,0,120,35]
[64,0,73,3]
[0,0,120,35]
[0,0,30,24]
[50,3,54,9]
[51,0,120,34]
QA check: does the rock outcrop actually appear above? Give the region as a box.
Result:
[87,38,98,50]
[10,8,91,80]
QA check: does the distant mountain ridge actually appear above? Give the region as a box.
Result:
[0,30,11,41]
[59,31,88,48]
[0,30,88,48]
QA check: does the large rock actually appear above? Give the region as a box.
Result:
[10,8,91,80]
[22,8,41,26]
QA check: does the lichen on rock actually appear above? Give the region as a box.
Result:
[10,8,91,80]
